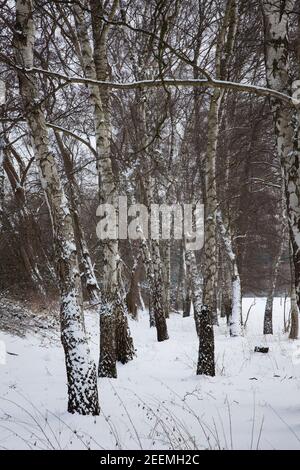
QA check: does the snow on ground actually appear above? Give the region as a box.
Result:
[0,297,300,450]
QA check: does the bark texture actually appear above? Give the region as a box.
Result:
[14,0,99,415]
[262,0,300,313]
[55,132,100,304]
[217,210,242,336]
[74,1,134,376]
[185,249,215,376]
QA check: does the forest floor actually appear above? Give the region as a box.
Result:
[0,298,299,450]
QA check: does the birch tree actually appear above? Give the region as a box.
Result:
[73,0,134,377]
[217,210,242,336]
[55,132,100,304]
[14,0,99,415]
[203,0,238,326]
[261,0,300,313]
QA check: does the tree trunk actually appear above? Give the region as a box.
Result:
[182,243,192,317]
[289,246,299,339]
[74,1,134,376]
[289,285,299,340]
[3,147,47,298]
[0,137,4,233]
[14,0,99,415]
[138,226,169,341]
[162,241,171,318]
[55,132,100,304]
[217,210,242,336]
[126,255,142,320]
[185,249,215,376]
[263,233,284,335]
[203,0,238,326]
[262,0,300,314]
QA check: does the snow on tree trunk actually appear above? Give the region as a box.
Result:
[138,226,169,341]
[185,249,215,376]
[55,132,100,305]
[262,1,300,312]
[146,177,169,340]
[216,210,242,336]
[203,87,222,326]
[74,1,134,376]
[14,0,99,415]
[203,0,238,326]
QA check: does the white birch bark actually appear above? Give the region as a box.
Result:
[216,210,242,336]
[73,1,134,376]
[262,0,300,313]
[14,0,99,415]
[137,224,169,342]
[203,0,238,325]
[185,248,215,376]
[55,132,100,304]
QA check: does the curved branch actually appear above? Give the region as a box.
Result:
[20,66,295,106]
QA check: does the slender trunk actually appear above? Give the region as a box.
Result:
[182,243,192,317]
[74,1,134,376]
[203,88,222,326]
[138,226,169,341]
[185,249,215,376]
[216,210,242,336]
[203,0,238,327]
[162,240,171,318]
[55,132,100,304]
[14,0,99,415]
[4,148,46,298]
[263,235,284,335]
[262,1,300,314]
[126,255,142,320]
[289,285,299,340]
[0,138,4,233]
[289,245,299,339]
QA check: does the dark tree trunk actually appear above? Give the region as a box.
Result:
[126,256,142,320]
[115,294,135,364]
[183,289,192,318]
[263,295,273,335]
[197,305,215,376]
[98,295,117,378]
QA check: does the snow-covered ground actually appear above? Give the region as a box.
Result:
[0,297,299,450]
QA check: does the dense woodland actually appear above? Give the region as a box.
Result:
[0,0,299,419]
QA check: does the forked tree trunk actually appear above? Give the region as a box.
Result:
[14,0,99,415]
[185,249,215,376]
